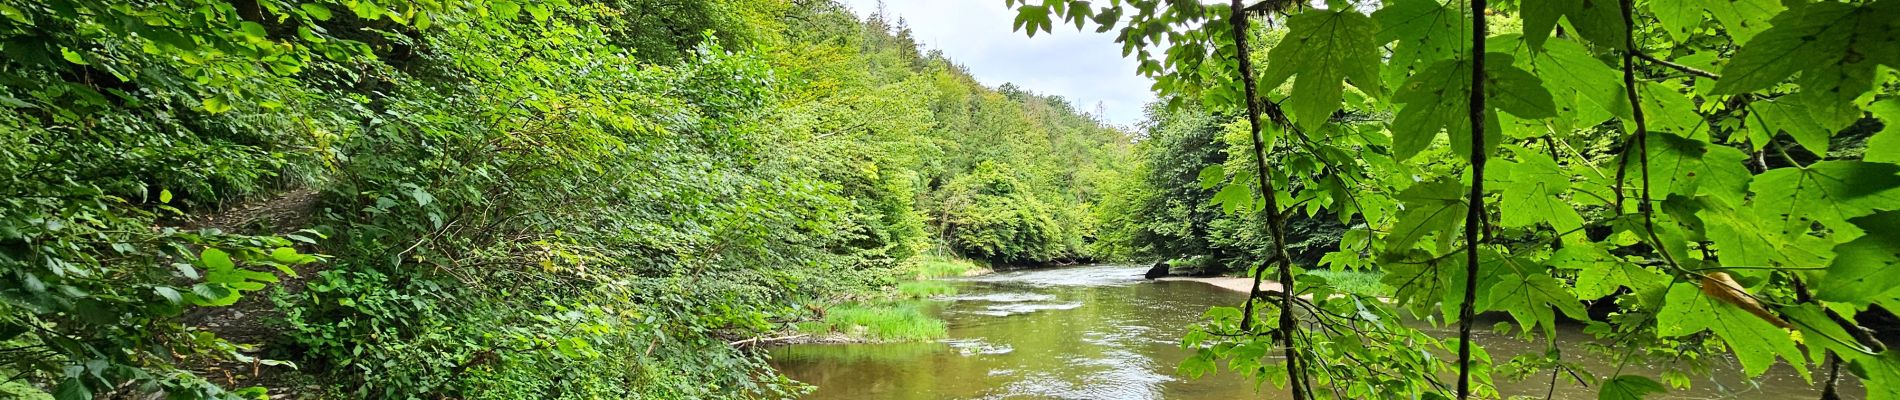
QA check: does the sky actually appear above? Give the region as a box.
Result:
[838,0,1157,128]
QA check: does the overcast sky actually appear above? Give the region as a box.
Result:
[838,0,1156,128]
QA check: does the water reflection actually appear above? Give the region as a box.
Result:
[769,265,1856,399]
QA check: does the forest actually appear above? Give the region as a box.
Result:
[1,0,1898,399]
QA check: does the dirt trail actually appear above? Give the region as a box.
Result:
[172,186,326,397]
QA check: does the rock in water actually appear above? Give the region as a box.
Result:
[1143,261,1170,279]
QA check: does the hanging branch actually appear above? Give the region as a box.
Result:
[1456,0,1488,397]
[1227,1,1308,398]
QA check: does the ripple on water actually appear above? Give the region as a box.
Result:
[983,302,1082,316]
[940,292,1056,302]
[954,265,1149,287]
[942,338,1014,355]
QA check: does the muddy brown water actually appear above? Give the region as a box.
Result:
[769,265,1859,399]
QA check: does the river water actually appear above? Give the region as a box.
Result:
[769,264,1856,399]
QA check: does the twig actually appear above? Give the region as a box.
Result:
[1633,51,1719,79]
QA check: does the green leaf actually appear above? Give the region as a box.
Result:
[1749,161,1900,239]
[239,22,268,39]
[1013,5,1052,37]
[1783,305,1872,360]
[1178,351,1216,379]
[1563,0,1628,50]
[1704,0,1783,43]
[1598,375,1666,400]
[59,47,88,65]
[1863,99,1900,164]
[1485,55,1557,119]
[154,286,183,304]
[1560,245,1661,299]
[1390,54,1548,160]
[1746,97,1855,155]
[1258,8,1381,130]
[1816,212,1900,306]
[1854,352,1900,400]
[54,378,91,400]
[1198,164,1225,189]
[270,247,308,264]
[1643,132,1751,202]
[1712,2,1886,96]
[1385,179,1466,251]
[1647,0,1702,42]
[1480,265,1587,337]
[0,3,27,24]
[1214,183,1254,215]
[1491,147,1583,241]
[1390,57,1469,161]
[1501,36,1623,125]
[526,4,552,21]
[1657,284,1806,378]
[201,248,234,272]
[1699,198,1831,271]
[1630,82,1705,139]
[301,3,334,20]
[203,96,233,114]
[190,284,239,306]
[1520,0,1579,49]
[493,0,522,20]
[1373,0,1465,73]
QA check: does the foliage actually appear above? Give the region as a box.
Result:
[1012,0,1900,398]
[0,0,1126,398]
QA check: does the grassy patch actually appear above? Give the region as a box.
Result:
[799,302,946,341]
[897,281,957,299]
[1306,269,1389,297]
[914,256,986,279]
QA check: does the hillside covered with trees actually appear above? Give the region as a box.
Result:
[0,0,1131,398]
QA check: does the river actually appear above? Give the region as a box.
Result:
[769,265,1857,399]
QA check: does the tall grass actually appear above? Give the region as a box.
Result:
[1305,269,1389,297]
[797,302,947,341]
[914,255,986,279]
[897,281,956,299]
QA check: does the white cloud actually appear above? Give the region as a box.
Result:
[838,0,1156,127]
